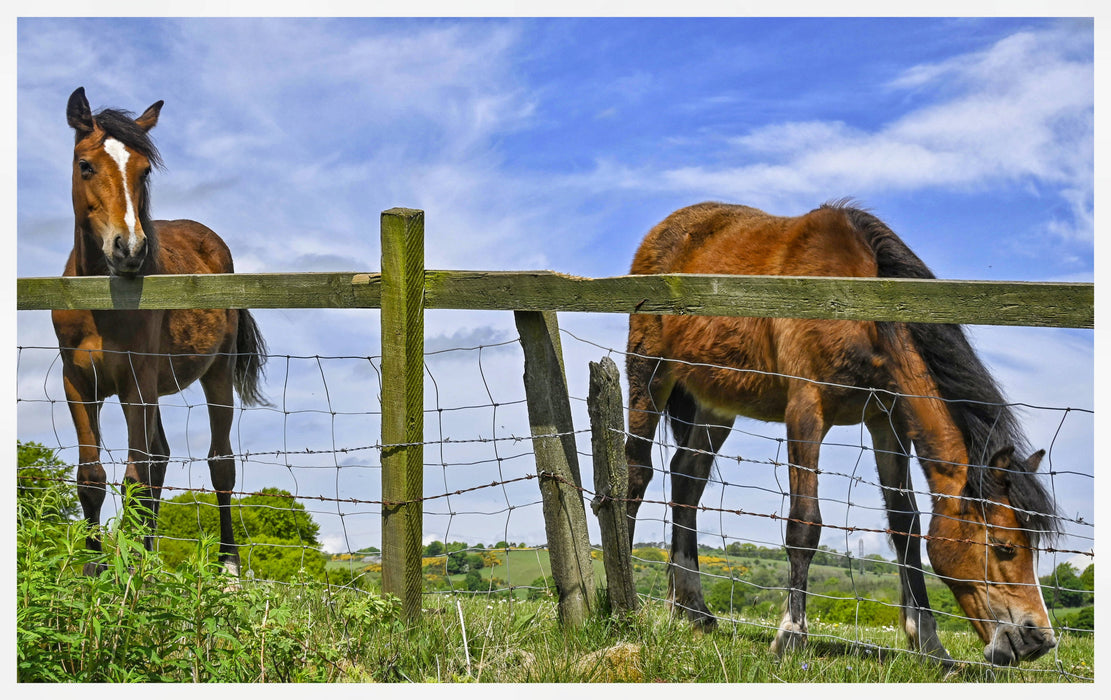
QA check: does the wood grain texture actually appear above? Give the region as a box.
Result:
[379,209,425,622]
[19,271,1093,328]
[515,310,595,626]
[587,356,638,616]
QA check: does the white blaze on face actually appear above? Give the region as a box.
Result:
[102,137,140,253]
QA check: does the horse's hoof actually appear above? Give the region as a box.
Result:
[690,610,717,632]
[922,646,956,669]
[770,621,807,656]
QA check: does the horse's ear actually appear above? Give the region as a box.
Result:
[1026,449,1046,472]
[66,87,94,138]
[987,445,1017,483]
[135,100,163,133]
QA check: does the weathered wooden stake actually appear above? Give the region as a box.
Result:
[587,355,639,615]
[515,310,595,626]
[380,208,425,621]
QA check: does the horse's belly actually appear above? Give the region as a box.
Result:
[663,315,788,420]
[661,315,889,424]
[155,308,231,394]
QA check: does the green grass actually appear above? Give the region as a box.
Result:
[20,503,1093,683]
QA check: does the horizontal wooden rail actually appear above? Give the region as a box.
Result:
[16,270,1093,328]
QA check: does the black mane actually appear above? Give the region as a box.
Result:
[830,203,1060,543]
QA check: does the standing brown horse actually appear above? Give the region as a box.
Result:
[52,87,268,575]
[625,202,1059,666]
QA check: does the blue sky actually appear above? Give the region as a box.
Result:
[10,12,1096,577]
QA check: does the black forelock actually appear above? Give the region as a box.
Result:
[92,108,163,170]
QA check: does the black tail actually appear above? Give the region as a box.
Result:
[234,309,269,407]
[837,205,1027,462]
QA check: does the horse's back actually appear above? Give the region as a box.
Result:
[631,202,769,275]
[629,202,891,424]
[153,219,236,274]
[632,202,877,278]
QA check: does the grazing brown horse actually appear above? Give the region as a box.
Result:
[625,202,1059,666]
[52,87,267,575]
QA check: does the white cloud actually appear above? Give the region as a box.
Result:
[569,24,1093,245]
[15,19,1094,562]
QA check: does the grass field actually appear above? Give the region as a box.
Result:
[317,545,1093,682]
[21,534,1095,682]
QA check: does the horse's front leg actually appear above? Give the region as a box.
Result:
[119,368,163,550]
[624,349,673,546]
[771,392,827,656]
[668,409,733,630]
[62,367,107,574]
[868,415,955,667]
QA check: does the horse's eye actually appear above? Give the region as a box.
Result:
[990,539,1017,557]
[78,160,95,178]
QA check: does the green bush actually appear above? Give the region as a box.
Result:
[155,487,328,582]
[1060,606,1094,635]
[17,441,79,524]
[17,485,398,682]
[806,592,900,627]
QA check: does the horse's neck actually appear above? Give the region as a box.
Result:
[886,324,970,499]
[903,395,970,500]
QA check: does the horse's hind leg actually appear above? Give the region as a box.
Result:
[867,414,954,667]
[62,367,107,574]
[668,406,734,630]
[201,369,240,576]
[771,387,828,656]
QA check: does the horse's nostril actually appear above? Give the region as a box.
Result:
[113,236,125,253]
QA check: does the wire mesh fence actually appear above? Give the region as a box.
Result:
[15,317,1095,678]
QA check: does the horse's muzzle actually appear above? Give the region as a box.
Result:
[108,236,147,277]
[984,620,1057,666]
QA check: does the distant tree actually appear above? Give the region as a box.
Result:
[1064,606,1094,635]
[17,441,79,523]
[239,488,320,544]
[527,576,556,600]
[1080,564,1094,597]
[466,553,485,571]
[424,540,444,557]
[463,570,484,591]
[446,549,468,575]
[1041,563,1089,608]
[495,541,511,549]
[156,487,326,581]
[239,534,327,582]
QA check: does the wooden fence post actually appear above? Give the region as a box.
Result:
[380,207,425,621]
[587,356,638,615]
[514,310,595,626]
